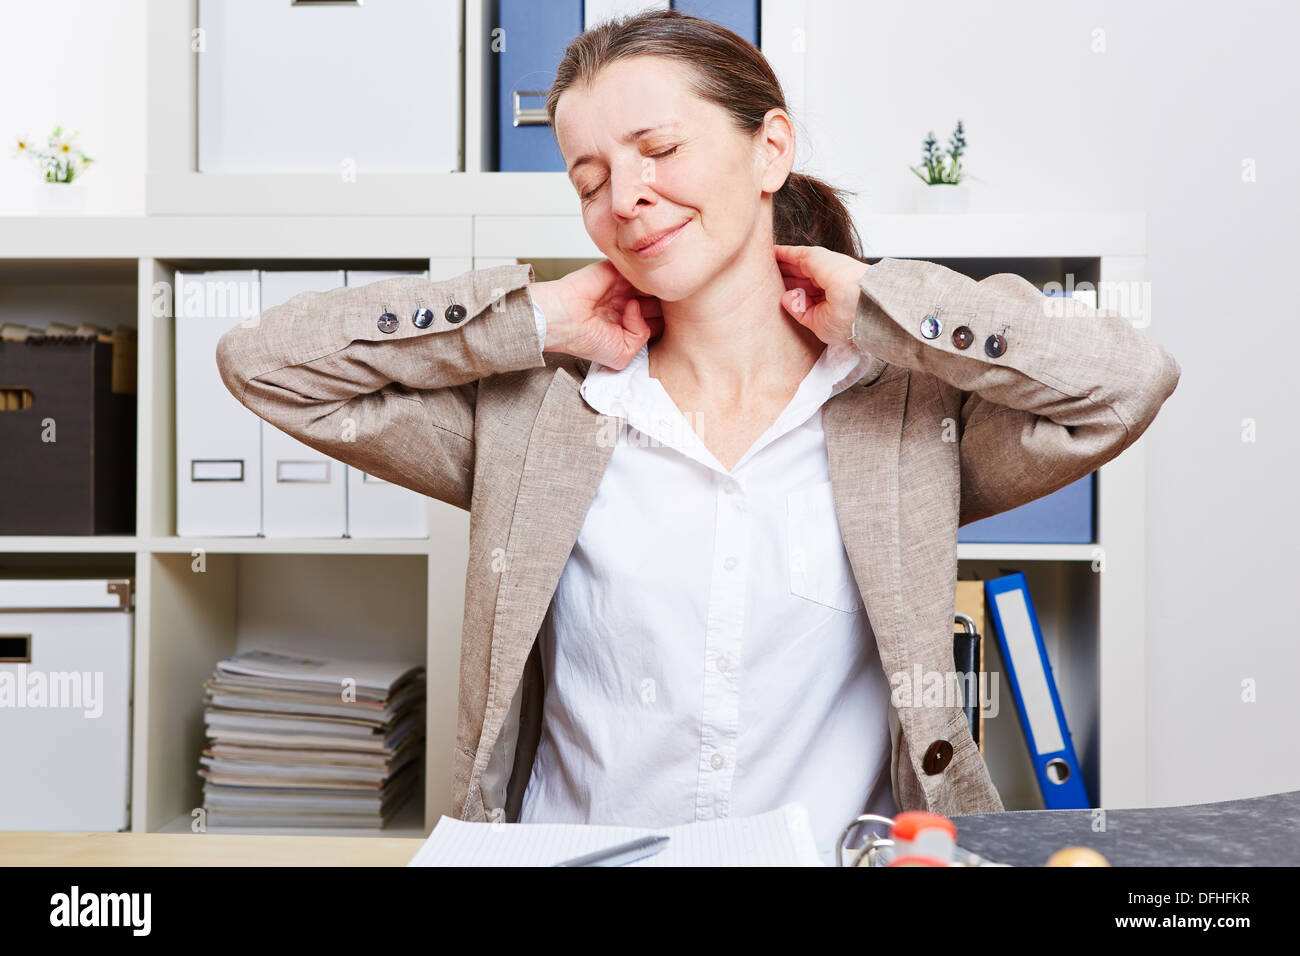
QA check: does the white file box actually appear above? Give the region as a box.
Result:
[197,0,460,174]
[258,271,348,538]
[343,270,429,286]
[342,269,431,539]
[346,468,430,539]
[0,579,133,831]
[176,269,262,536]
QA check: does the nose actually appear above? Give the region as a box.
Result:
[609,155,656,220]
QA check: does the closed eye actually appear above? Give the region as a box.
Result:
[581,146,678,202]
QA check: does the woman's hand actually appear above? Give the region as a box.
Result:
[528,260,664,370]
[774,244,871,348]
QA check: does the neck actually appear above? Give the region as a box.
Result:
[646,246,825,406]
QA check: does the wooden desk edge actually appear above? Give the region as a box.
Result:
[0,831,427,867]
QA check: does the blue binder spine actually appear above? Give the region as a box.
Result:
[984,572,1089,809]
[496,0,584,171]
[670,1,759,45]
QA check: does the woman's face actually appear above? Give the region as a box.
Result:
[553,55,789,303]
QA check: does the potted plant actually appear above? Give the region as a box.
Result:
[14,126,95,214]
[909,120,969,214]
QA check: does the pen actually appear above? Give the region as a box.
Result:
[552,834,670,867]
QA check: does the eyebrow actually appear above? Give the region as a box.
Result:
[567,121,681,179]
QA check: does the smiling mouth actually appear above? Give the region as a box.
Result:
[630,220,689,256]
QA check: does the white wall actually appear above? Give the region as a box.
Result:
[2,0,1296,808]
[801,0,1300,807]
[0,0,146,213]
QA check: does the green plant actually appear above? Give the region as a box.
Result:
[909,120,966,185]
[13,125,95,183]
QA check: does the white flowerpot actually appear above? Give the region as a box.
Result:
[33,182,88,215]
[913,182,970,214]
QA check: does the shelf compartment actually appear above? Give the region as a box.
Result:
[135,551,430,835]
[958,558,1101,810]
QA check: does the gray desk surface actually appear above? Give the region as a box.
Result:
[948,789,1300,866]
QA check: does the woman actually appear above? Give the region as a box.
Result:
[216,11,1180,855]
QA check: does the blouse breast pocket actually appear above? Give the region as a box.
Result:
[786,479,864,613]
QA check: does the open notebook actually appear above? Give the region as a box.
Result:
[406,802,825,866]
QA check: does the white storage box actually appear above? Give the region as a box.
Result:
[343,269,431,539]
[0,579,134,831]
[197,0,461,174]
[258,271,349,538]
[176,270,263,537]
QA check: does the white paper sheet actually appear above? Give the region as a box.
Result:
[406,802,825,867]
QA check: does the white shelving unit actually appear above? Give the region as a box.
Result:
[147,0,809,215]
[0,1,1154,836]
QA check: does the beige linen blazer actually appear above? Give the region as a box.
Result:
[215,257,1181,825]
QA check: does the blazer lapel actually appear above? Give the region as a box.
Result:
[822,360,911,682]
[474,363,614,761]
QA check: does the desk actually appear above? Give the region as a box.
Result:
[7,789,1297,866]
[950,789,1300,866]
[0,831,425,866]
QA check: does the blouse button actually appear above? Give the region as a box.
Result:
[377,312,399,334]
[920,314,942,339]
[985,332,1007,358]
[444,302,468,323]
[710,753,725,770]
[412,307,435,328]
[951,325,974,349]
[723,556,738,571]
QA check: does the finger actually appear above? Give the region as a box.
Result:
[781,289,813,328]
[779,280,826,310]
[778,275,819,295]
[595,259,629,295]
[636,295,664,319]
[775,244,833,287]
[614,271,652,299]
[621,295,649,337]
[775,260,811,277]
[780,287,805,316]
[604,266,650,301]
[608,293,662,324]
[772,244,814,277]
[603,279,636,309]
[773,244,811,258]
[785,291,826,316]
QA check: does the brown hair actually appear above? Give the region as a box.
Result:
[545,9,864,260]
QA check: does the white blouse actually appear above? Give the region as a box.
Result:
[518,298,898,856]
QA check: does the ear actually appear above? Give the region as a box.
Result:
[757,107,796,194]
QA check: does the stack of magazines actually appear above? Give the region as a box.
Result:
[198,649,425,829]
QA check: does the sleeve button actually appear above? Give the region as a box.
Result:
[951,325,974,349]
[412,307,435,328]
[377,312,399,334]
[922,740,954,774]
[984,332,1007,357]
[444,302,467,323]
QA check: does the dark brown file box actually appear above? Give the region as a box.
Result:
[0,336,136,534]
